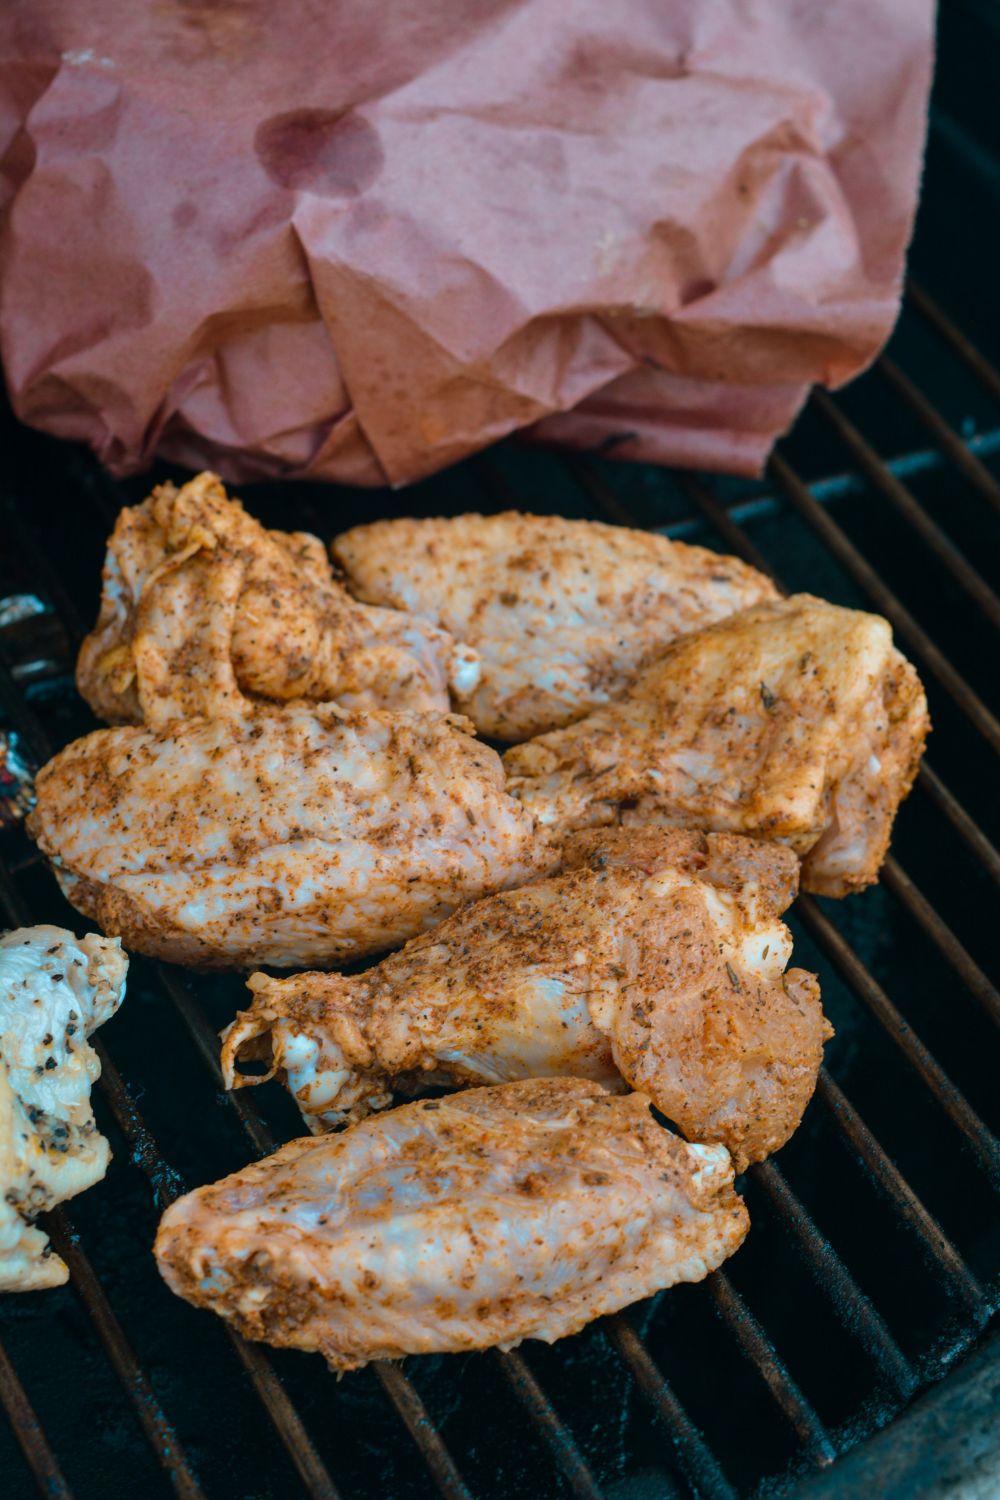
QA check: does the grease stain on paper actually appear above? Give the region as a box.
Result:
[255,110,383,198]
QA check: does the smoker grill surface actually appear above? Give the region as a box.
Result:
[1,7,999,1497]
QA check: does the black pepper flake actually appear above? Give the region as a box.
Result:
[760,682,776,712]
[44,1056,57,1070]
[50,973,65,984]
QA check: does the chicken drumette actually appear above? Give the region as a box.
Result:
[504,595,930,896]
[27,705,542,970]
[155,1078,749,1368]
[77,472,479,727]
[333,511,778,741]
[223,828,826,1170]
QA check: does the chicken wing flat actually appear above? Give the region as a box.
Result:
[76,472,479,727]
[333,511,778,741]
[504,595,930,896]
[27,706,542,970]
[155,1079,748,1368]
[0,926,127,1290]
[224,829,826,1169]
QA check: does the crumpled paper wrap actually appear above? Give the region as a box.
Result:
[0,1,934,487]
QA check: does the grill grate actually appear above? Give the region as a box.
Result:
[2,41,1000,1500]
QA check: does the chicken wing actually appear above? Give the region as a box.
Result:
[224,829,826,1169]
[333,511,778,741]
[27,706,542,970]
[0,926,127,1290]
[154,1078,748,1367]
[504,595,930,896]
[76,472,479,727]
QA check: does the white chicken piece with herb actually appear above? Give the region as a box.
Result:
[0,926,127,1291]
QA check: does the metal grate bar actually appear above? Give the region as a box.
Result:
[0,685,345,1500]
[767,454,1000,754]
[563,453,1000,1362]
[373,1363,473,1500]
[45,1210,206,1500]
[0,627,579,1500]
[224,1340,341,1500]
[907,280,1000,408]
[915,764,1000,885]
[671,470,1000,891]
[604,1316,733,1500]
[0,1334,73,1500]
[798,898,1000,1187]
[877,355,1000,518]
[494,1349,606,1500]
[811,390,1000,629]
[749,1163,915,1397]
[880,857,1000,1026]
[89,1022,343,1500]
[155,967,276,1161]
[706,1274,836,1467]
[815,1072,986,1311]
[169,969,612,1500]
[673,474,779,580]
[156,969,481,1497]
[571,460,1000,1151]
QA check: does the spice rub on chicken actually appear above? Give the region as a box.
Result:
[155,1078,749,1368]
[504,595,930,896]
[76,472,479,728]
[333,511,778,741]
[225,828,828,1170]
[27,705,544,971]
[0,926,127,1291]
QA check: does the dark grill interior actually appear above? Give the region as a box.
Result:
[2,8,999,1496]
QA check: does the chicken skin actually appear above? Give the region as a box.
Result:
[333,512,778,741]
[224,829,827,1169]
[0,926,127,1290]
[155,1079,748,1368]
[26,706,542,971]
[504,595,930,896]
[76,472,479,728]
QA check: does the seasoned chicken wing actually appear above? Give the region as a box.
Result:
[27,706,542,970]
[0,926,127,1290]
[333,512,778,741]
[224,829,827,1168]
[155,1078,748,1367]
[76,472,479,727]
[504,595,930,896]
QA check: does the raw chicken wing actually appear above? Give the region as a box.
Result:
[27,705,542,970]
[224,829,827,1168]
[77,473,479,727]
[0,926,127,1290]
[155,1078,748,1367]
[504,595,930,895]
[333,512,778,740]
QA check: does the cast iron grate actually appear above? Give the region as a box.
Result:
[1,13,999,1496]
